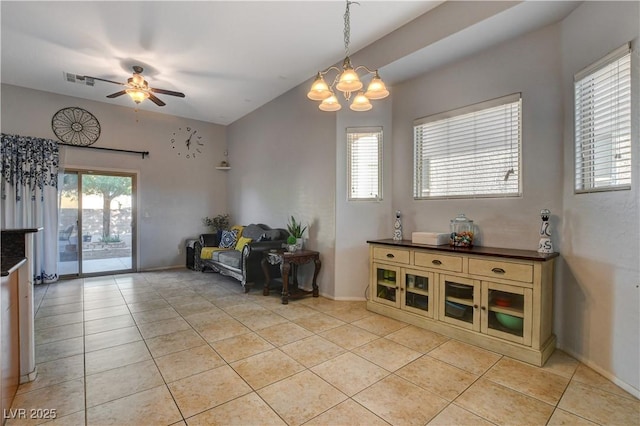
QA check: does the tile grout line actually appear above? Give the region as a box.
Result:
[26,271,638,425]
[121,275,189,424]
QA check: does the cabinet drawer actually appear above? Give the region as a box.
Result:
[414,252,462,272]
[373,247,410,264]
[469,258,533,283]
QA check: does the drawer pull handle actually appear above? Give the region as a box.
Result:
[492,267,506,274]
[432,260,442,265]
[386,253,395,258]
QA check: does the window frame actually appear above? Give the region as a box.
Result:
[346,126,383,201]
[574,43,632,194]
[413,93,522,200]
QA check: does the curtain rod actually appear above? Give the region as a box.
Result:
[59,143,149,159]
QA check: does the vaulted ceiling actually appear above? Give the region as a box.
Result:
[1,1,580,125]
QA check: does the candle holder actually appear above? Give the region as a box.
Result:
[538,209,553,253]
[393,210,403,241]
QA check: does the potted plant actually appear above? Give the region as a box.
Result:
[287,216,307,250]
[286,235,298,253]
[202,214,230,234]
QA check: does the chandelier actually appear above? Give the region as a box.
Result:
[307,0,389,112]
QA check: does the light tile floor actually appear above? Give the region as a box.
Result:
[9,269,639,426]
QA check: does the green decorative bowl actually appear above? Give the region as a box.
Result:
[495,312,523,331]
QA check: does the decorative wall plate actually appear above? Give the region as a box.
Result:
[51,107,101,145]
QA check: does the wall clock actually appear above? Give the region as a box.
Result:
[170,126,204,159]
[51,107,101,145]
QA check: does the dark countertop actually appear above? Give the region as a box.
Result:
[1,227,43,234]
[1,257,27,276]
[1,227,42,275]
[367,239,559,262]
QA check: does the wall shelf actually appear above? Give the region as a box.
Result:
[215,166,231,170]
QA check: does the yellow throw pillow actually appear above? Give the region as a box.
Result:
[231,225,244,238]
[235,236,252,251]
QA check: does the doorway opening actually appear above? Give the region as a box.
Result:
[58,170,137,277]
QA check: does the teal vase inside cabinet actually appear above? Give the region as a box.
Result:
[439,276,480,329]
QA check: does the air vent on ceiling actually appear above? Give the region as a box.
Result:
[64,72,94,86]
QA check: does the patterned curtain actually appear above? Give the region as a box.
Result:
[1,133,59,283]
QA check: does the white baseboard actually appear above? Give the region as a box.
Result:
[20,367,37,384]
[316,291,366,301]
[139,265,186,272]
[558,345,639,399]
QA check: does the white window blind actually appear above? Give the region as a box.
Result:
[347,127,382,201]
[413,94,522,199]
[574,44,631,193]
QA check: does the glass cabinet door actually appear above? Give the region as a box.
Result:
[372,263,400,307]
[439,275,480,331]
[402,269,434,318]
[482,281,532,346]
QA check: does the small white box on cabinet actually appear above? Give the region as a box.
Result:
[412,232,449,245]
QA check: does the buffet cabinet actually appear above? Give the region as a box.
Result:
[368,240,558,366]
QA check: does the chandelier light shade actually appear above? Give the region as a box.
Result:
[350,92,372,111]
[335,59,363,93]
[319,92,342,111]
[364,71,390,100]
[307,73,332,101]
[308,0,389,112]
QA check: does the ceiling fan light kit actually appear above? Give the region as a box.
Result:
[307,0,389,112]
[85,65,185,107]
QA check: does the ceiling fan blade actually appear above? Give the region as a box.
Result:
[148,93,166,106]
[85,76,125,86]
[106,90,127,98]
[150,87,185,98]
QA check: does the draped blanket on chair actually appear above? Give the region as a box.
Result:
[1,133,59,283]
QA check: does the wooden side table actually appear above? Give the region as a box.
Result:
[262,249,321,304]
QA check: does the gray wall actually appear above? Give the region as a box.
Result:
[391,24,564,250]
[334,99,393,300]
[225,1,639,396]
[559,1,639,396]
[1,84,228,270]
[226,84,337,295]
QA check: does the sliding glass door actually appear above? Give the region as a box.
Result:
[58,170,136,277]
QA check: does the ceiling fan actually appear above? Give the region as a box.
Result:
[85,66,185,106]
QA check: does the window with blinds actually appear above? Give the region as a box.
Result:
[347,127,382,201]
[574,44,631,193]
[413,94,522,199]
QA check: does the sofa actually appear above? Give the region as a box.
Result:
[194,223,288,292]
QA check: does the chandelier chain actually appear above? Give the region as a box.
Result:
[343,1,359,57]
